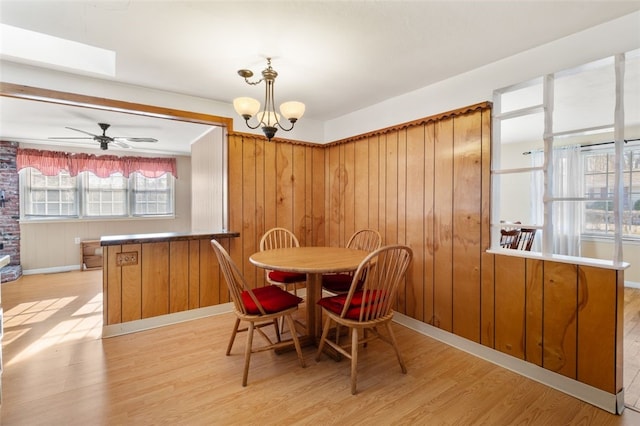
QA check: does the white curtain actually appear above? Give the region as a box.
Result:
[531,145,583,256]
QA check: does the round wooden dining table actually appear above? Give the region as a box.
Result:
[249,246,369,342]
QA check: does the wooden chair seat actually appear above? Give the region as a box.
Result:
[267,270,306,284]
[241,285,303,314]
[321,273,355,293]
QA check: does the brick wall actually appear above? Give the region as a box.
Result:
[0,141,22,282]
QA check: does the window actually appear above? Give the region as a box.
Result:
[492,48,640,260]
[21,168,175,219]
[131,172,173,215]
[84,172,128,217]
[584,146,640,237]
[23,168,78,216]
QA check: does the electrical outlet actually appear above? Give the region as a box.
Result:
[74,237,81,244]
[116,252,138,266]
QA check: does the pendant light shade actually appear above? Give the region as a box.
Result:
[233,97,260,119]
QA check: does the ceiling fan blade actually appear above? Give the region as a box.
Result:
[112,140,132,149]
[65,127,100,137]
[114,137,158,143]
[48,137,95,140]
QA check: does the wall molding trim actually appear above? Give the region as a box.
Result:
[102,303,234,338]
[625,280,640,289]
[326,101,492,146]
[22,265,82,275]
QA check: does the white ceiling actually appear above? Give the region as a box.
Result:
[1,1,639,155]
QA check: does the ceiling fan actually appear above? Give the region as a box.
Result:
[49,122,158,150]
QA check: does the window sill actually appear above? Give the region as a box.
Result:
[19,215,176,224]
[486,248,630,271]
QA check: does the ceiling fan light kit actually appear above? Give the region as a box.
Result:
[49,122,158,150]
[233,58,305,141]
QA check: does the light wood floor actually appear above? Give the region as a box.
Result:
[1,270,640,425]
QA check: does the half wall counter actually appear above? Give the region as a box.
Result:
[101,231,239,337]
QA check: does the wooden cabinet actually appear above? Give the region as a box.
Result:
[101,232,239,326]
[492,252,624,395]
[81,240,102,270]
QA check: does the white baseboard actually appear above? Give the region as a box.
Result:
[625,280,640,289]
[102,303,234,338]
[22,265,82,275]
[393,312,624,415]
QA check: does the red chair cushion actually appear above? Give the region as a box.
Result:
[268,270,306,284]
[317,290,385,320]
[321,273,353,293]
[242,285,303,315]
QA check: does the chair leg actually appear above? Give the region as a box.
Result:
[351,327,359,395]
[226,317,241,355]
[279,284,294,335]
[315,316,333,362]
[242,322,255,387]
[385,321,407,374]
[285,314,306,368]
[273,318,282,342]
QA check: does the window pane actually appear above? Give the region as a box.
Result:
[583,147,640,237]
[500,78,543,113]
[497,170,541,227]
[131,173,174,216]
[555,57,615,134]
[84,172,127,217]
[499,112,544,147]
[23,168,78,217]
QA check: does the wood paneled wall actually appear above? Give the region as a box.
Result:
[493,255,623,394]
[321,105,492,343]
[227,134,326,286]
[103,238,228,325]
[228,104,491,337]
[226,102,622,395]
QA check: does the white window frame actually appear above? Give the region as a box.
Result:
[492,51,632,265]
[20,168,175,220]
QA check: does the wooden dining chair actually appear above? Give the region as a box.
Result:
[500,228,520,249]
[514,228,537,251]
[259,228,307,297]
[322,229,382,294]
[315,244,413,394]
[210,239,306,387]
[500,227,536,251]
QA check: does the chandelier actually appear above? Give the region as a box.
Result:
[233,58,305,141]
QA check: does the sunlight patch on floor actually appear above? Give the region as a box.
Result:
[3,295,103,367]
[4,297,76,326]
[71,293,102,316]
